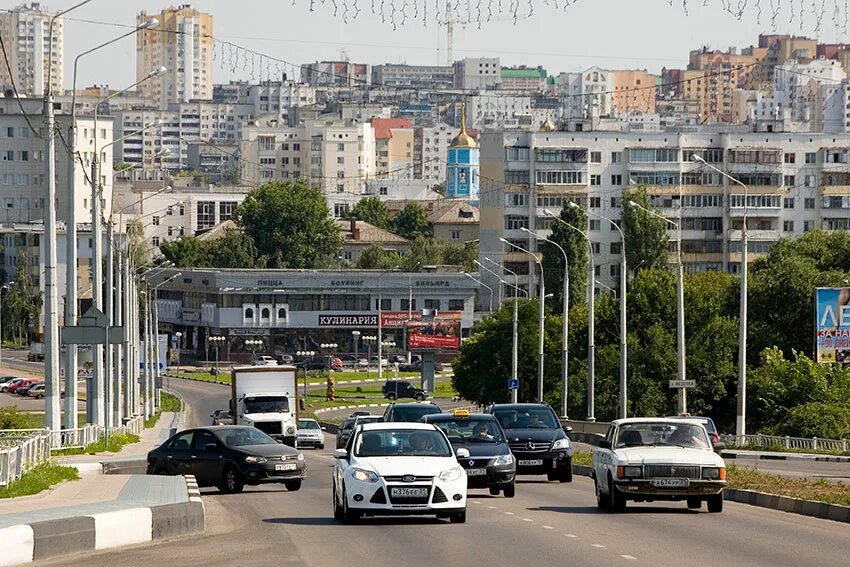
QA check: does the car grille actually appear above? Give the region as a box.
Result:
[254,422,283,435]
[370,488,387,504]
[509,442,552,453]
[265,455,300,462]
[431,487,448,503]
[643,465,701,479]
[382,475,433,482]
[459,458,493,468]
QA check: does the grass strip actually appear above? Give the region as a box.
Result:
[52,432,140,456]
[726,443,850,457]
[0,461,79,499]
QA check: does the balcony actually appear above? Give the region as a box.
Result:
[728,229,781,242]
[729,205,781,217]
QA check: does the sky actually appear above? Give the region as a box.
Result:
[5,0,850,89]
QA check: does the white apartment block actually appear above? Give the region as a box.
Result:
[372,64,454,89]
[246,81,316,126]
[239,118,376,195]
[0,2,62,97]
[136,6,213,109]
[453,58,501,91]
[0,98,112,225]
[554,68,617,119]
[415,123,452,185]
[301,61,371,87]
[479,129,850,305]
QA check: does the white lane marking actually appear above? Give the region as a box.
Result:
[621,555,637,561]
[564,534,578,538]
[504,511,514,515]
[591,544,606,549]
[522,518,534,522]
[487,505,497,509]
[472,501,482,504]
[542,525,554,530]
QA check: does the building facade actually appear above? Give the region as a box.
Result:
[372,118,414,178]
[372,64,454,90]
[453,58,501,90]
[0,2,63,97]
[301,61,371,87]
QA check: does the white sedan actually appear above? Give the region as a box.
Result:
[332,422,468,523]
[592,418,727,513]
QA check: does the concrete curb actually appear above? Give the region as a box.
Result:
[721,450,850,463]
[313,402,391,415]
[0,475,205,566]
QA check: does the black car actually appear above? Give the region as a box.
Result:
[422,410,516,497]
[398,360,422,373]
[382,380,427,401]
[147,426,306,493]
[667,415,725,452]
[382,402,443,422]
[487,403,573,482]
[336,417,357,449]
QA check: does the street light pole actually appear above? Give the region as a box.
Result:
[352,330,361,373]
[501,238,545,403]
[486,258,523,404]
[629,200,687,413]
[573,203,628,418]
[693,154,749,436]
[464,273,493,312]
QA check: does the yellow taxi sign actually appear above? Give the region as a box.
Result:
[452,408,471,418]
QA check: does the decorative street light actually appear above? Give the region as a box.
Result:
[362,336,377,379]
[209,336,226,377]
[246,339,264,362]
[351,330,361,373]
[173,332,183,370]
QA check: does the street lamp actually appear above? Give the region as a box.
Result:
[361,336,376,379]
[522,226,570,419]
[209,336,225,377]
[629,200,687,414]
[0,282,13,367]
[174,332,183,370]
[485,257,524,404]
[570,202,628,419]
[544,210,597,421]
[464,273,493,313]
[692,153,749,437]
[500,237,545,403]
[351,330,361,373]
[246,339,264,361]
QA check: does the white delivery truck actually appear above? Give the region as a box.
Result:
[231,365,299,447]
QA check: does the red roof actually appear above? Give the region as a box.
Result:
[371,118,412,140]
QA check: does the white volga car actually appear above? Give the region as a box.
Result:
[592,418,727,513]
[333,422,468,523]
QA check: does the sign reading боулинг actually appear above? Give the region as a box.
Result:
[815,288,850,363]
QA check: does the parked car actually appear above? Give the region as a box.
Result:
[9,378,39,395]
[25,383,45,399]
[252,355,278,366]
[0,377,21,392]
[370,356,389,367]
[147,426,306,493]
[398,360,422,373]
[19,381,45,397]
[297,355,343,372]
[382,380,427,401]
[350,410,372,418]
[297,418,326,449]
[591,417,727,513]
[382,402,443,423]
[667,415,725,452]
[277,354,294,364]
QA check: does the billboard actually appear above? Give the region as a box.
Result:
[381,311,462,328]
[406,312,461,351]
[815,288,850,363]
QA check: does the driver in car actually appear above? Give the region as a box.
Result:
[669,426,708,449]
[474,423,494,440]
[409,432,433,454]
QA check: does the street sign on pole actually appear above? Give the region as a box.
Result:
[508,378,519,390]
[669,380,696,389]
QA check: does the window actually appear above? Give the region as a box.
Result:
[505,170,530,185]
[783,221,794,232]
[505,215,529,230]
[729,150,781,164]
[447,299,465,311]
[152,216,160,226]
[3,150,13,161]
[589,197,601,208]
[610,264,620,278]
[506,193,527,207]
[244,307,254,319]
[537,195,564,208]
[400,298,417,311]
[376,298,392,311]
[197,201,216,230]
[804,220,815,231]
[219,201,238,221]
[337,156,344,165]
[424,299,440,310]
[590,174,601,186]
[590,151,602,163]
[258,136,275,151]
[589,219,601,231]
[805,152,816,164]
[805,198,816,209]
[784,152,796,164]
[534,148,587,163]
[451,230,461,240]
[783,175,796,187]
[337,143,345,151]
[611,174,622,185]
[591,242,601,253]
[610,242,622,254]
[629,148,678,162]
[19,150,28,161]
[535,170,584,185]
[506,147,530,161]
[611,151,622,163]
[152,236,160,246]
[729,195,781,208]
[783,198,795,209]
[611,197,618,208]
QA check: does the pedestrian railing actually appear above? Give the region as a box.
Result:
[720,433,849,453]
[0,433,51,487]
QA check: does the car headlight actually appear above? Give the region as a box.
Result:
[702,467,725,480]
[439,466,464,482]
[287,426,296,435]
[297,452,305,461]
[351,468,379,482]
[494,454,514,466]
[622,465,642,478]
[244,455,267,464]
[552,438,571,450]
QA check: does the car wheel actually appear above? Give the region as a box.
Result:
[607,475,626,513]
[449,510,466,524]
[342,487,360,524]
[558,459,573,483]
[333,484,344,521]
[503,483,516,498]
[284,479,302,491]
[595,476,609,510]
[488,486,500,496]
[155,467,169,476]
[546,470,558,482]
[318,444,325,450]
[386,393,397,401]
[414,393,425,401]
[687,498,702,510]
[707,492,723,513]
[219,465,244,494]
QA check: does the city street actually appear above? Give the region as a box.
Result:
[37,379,850,567]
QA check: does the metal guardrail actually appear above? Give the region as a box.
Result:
[721,433,849,453]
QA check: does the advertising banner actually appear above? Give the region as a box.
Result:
[381,311,462,328]
[815,288,850,363]
[406,312,462,351]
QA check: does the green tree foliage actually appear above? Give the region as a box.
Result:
[2,252,43,345]
[621,186,670,274]
[356,244,403,270]
[348,196,391,229]
[391,203,431,240]
[160,237,212,268]
[208,229,259,268]
[352,238,478,272]
[236,179,341,269]
[541,202,588,311]
[126,219,151,268]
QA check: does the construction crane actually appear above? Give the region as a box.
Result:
[438,6,529,65]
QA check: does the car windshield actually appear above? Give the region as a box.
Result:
[244,396,289,413]
[615,422,711,450]
[298,420,321,430]
[391,405,442,422]
[215,428,278,447]
[432,418,505,443]
[342,418,356,431]
[355,417,382,427]
[354,429,452,457]
[493,408,560,429]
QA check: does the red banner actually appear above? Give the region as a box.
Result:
[406,317,461,350]
[380,311,462,328]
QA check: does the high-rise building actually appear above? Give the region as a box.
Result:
[0,2,63,97]
[371,118,414,179]
[611,69,658,114]
[136,5,213,109]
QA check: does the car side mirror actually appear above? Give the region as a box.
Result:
[456,448,470,459]
[204,443,220,452]
[562,425,573,433]
[598,440,611,450]
[333,448,348,459]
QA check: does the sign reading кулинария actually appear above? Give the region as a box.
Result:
[815,287,850,363]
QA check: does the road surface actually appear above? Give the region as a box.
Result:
[36,378,850,567]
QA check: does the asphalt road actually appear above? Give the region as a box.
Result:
[36,379,850,567]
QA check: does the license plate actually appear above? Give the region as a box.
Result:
[651,478,690,488]
[275,463,297,471]
[466,468,487,476]
[390,487,429,498]
[518,459,544,466]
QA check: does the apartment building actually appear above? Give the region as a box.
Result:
[414,123,452,185]
[479,128,850,305]
[136,5,213,109]
[372,118,414,179]
[500,66,548,92]
[453,58,501,90]
[554,68,617,119]
[301,61,371,87]
[246,81,316,125]
[611,70,658,114]
[0,2,62,97]
[371,64,454,90]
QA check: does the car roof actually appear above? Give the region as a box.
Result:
[360,422,438,431]
[424,413,495,422]
[389,402,440,409]
[490,403,553,410]
[613,417,706,426]
[298,417,318,422]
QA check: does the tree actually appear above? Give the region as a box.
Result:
[348,196,390,229]
[356,244,402,270]
[621,186,670,275]
[3,252,42,345]
[441,240,478,272]
[541,202,588,311]
[160,237,212,268]
[208,229,259,268]
[392,203,431,240]
[126,219,151,268]
[236,179,341,269]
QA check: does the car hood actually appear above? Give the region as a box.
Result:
[450,442,510,457]
[236,443,300,458]
[503,428,565,443]
[355,456,457,477]
[613,446,724,466]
